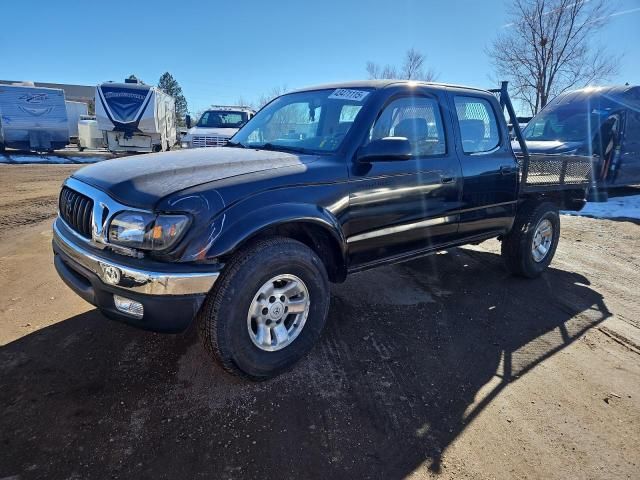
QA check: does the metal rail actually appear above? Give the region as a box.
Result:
[489,81,591,194]
[488,81,531,189]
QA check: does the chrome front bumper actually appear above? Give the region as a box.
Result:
[53,219,220,296]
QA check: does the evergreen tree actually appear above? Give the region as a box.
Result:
[158,72,188,126]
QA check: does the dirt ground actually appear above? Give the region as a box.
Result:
[1,164,639,480]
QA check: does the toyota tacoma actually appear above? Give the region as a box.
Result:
[52,81,591,379]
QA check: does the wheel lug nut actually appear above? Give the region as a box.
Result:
[269,296,276,303]
[280,295,285,302]
[262,308,268,315]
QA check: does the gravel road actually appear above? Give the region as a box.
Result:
[1,164,639,479]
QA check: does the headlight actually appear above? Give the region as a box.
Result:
[181,142,190,149]
[108,211,190,251]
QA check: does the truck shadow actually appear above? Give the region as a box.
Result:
[0,247,611,479]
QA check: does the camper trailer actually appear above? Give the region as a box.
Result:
[95,79,177,153]
[65,100,89,141]
[0,83,69,152]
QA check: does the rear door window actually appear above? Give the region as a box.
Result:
[454,96,500,153]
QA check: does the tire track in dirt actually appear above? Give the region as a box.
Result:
[0,165,79,238]
[0,195,58,236]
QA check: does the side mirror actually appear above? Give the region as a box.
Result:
[357,137,412,163]
[185,115,191,129]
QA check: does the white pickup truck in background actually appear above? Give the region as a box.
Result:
[181,105,254,148]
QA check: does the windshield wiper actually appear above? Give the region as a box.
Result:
[259,143,311,154]
[226,141,246,148]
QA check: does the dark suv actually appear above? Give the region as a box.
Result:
[52,81,590,379]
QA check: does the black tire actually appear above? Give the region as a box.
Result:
[501,201,560,278]
[197,237,330,380]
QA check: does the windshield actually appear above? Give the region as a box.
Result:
[197,110,248,128]
[524,96,617,143]
[231,88,372,153]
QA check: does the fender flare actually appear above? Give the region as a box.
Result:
[206,202,348,264]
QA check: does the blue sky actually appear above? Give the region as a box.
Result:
[1,0,638,113]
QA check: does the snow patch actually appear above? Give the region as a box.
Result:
[563,194,640,221]
[0,153,106,164]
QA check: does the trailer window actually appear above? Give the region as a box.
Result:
[454,96,500,153]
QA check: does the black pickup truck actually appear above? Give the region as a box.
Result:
[52,80,591,379]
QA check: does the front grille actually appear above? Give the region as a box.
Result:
[59,187,93,238]
[192,135,229,148]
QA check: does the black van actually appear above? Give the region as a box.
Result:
[519,85,640,195]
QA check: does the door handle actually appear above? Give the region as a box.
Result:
[440,175,455,184]
[500,165,514,175]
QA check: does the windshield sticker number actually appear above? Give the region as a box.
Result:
[328,89,370,102]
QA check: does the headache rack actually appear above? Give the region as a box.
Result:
[489,82,593,193]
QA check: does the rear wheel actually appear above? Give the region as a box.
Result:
[501,201,560,278]
[197,237,330,380]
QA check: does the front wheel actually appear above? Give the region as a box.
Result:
[501,202,560,278]
[197,237,330,380]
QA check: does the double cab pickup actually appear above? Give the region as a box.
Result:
[52,81,589,379]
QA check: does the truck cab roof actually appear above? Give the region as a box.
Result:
[290,79,491,95]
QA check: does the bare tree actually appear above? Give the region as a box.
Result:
[488,0,620,115]
[235,96,253,109]
[257,85,288,109]
[402,48,438,81]
[366,48,437,81]
[365,61,381,79]
[366,61,398,80]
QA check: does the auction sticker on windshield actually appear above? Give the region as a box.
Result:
[328,89,370,102]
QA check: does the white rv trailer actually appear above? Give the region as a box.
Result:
[65,100,89,139]
[95,79,177,153]
[0,83,69,152]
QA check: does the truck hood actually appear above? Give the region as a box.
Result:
[186,127,238,137]
[512,140,584,154]
[72,147,316,210]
